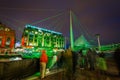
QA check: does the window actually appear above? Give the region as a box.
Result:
[0,36,2,45]
[29,33,34,42]
[5,28,10,31]
[6,37,11,47]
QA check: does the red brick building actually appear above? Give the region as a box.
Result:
[0,22,15,49]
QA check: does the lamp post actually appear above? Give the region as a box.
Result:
[95,34,101,52]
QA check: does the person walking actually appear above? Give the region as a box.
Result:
[87,48,96,71]
[48,52,58,70]
[57,51,64,68]
[77,50,82,68]
[96,53,107,75]
[40,50,48,79]
[113,48,120,76]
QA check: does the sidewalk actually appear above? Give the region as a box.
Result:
[22,68,64,80]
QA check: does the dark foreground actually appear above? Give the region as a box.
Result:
[23,68,120,80]
[23,58,120,80]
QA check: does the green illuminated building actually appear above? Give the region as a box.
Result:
[21,24,65,49]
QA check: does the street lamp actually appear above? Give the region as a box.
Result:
[95,34,101,52]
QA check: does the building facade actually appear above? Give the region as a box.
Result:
[0,22,15,49]
[21,25,65,49]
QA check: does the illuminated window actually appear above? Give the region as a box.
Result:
[35,32,38,34]
[0,36,2,45]
[28,33,34,46]
[5,28,10,31]
[25,30,28,33]
[39,32,43,35]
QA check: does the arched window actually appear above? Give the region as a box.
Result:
[6,37,11,47]
[0,36,2,46]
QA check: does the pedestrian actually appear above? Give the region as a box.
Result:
[113,48,120,76]
[77,50,82,68]
[80,53,85,69]
[48,52,58,70]
[72,51,78,74]
[57,51,64,68]
[40,50,48,79]
[96,52,107,75]
[87,48,96,71]
[63,48,73,80]
[82,49,88,69]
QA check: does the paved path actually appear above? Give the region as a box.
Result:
[22,58,120,80]
[22,69,64,80]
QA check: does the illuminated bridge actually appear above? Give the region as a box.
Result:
[100,43,120,52]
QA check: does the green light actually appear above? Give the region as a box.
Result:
[25,24,62,35]
[25,30,28,33]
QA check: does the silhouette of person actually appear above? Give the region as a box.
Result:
[113,48,120,76]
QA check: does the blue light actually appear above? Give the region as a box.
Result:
[25,24,62,35]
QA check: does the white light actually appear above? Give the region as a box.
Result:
[35,32,38,34]
[29,43,33,46]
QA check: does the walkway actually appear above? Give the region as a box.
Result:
[22,58,120,80]
[22,68,64,80]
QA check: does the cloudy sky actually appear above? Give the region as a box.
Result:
[0,0,120,45]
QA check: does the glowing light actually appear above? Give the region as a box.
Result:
[29,43,33,46]
[25,24,62,35]
[35,32,38,34]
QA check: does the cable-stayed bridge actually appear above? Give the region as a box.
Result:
[27,11,98,47]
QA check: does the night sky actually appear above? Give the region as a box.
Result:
[0,0,120,45]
